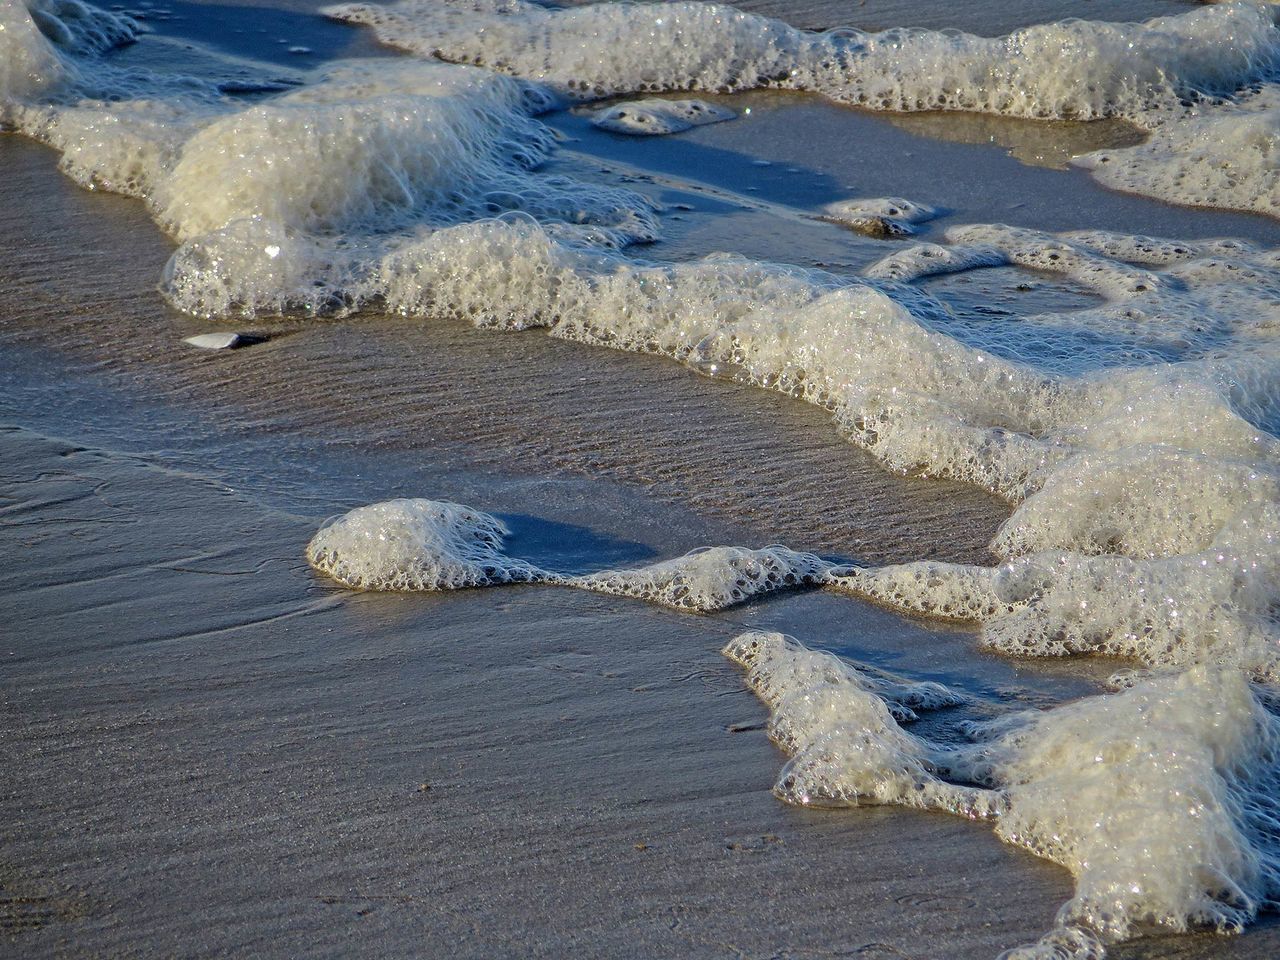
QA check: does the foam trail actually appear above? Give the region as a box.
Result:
[324,0,1278,118]
[306,496,1280,957]
[567,545,829,611]
[293,214,1280,684]
[725,631,1280,959]
[306,499,831,610]
[326,0,1280,217]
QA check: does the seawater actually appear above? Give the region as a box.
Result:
[4,1,1280,957]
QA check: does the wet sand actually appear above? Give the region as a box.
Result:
[6,396,1278,959]
[0,424,1071,959]
[4,1,1280,957]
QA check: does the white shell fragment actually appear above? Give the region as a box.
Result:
[183,331,249,350]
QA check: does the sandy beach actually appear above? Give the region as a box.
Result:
[4,1,1280,957]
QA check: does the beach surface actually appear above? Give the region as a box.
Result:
[4,1,1280,958]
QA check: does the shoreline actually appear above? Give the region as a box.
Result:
[4,1,1280,957]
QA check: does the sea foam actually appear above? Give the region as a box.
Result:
[1,1,660,315]
[589,97,735,135]
[306,499,833,610]
[307,499,550,589]
[0,0,129,109]
[725,631,1280,958]
[327,0,1280,217]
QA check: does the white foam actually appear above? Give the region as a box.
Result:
[1,1,80,110]
[0,16,662,316]
[0,0,145,124]
[991,664,1280,947]
[301,209,1280,955]
[325,1,1278,119]
[590,97,735,135]
[723,631,986,810]
[327,215,1280,685]
[726,632,1280,957]
[821,196,938,237]
[153,62,568,242]
[327,0,1280,217]
[1076,86,1280,219]
[569,545,828,611]
[306,499,549,590]
[308,499,830,610]
[829,507,1280,679]
[31,0,135,55]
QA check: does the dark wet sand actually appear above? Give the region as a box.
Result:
[4,2,1280,957]
[0,425,1065,959]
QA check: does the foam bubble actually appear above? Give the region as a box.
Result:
[829,510,1280,678]
[820,196,938,237]
[306,499,550,590]
[1076,87,1280,219]
[1,26,661,316]
[0,0,144,123]
[568,545,828,611]
[590,97,735,135]
[1,1,76,109]
[992,666,1280,942]
[723,631,987,810]
[154,64,556,240]
[26,0,136,56]
[326,1,1279,119]
[864,241,1007,281]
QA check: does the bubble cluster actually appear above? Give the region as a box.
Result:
[301,207,1280,954]
[995,664,1280,948]
[1077,86,1280,219]
[0,0,83,110]
[723,631,988,810]
[725,632,1280,957]
[306,499,550,590]
[589,97,735,135]
[827,562,1011,622]
[293,211,1280,682]
[327,0,1278,118]
[820,196,938,237]
[0,8,660,316]
[569,545,828,611]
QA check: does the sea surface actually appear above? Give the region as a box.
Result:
[3,1,1280,957]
